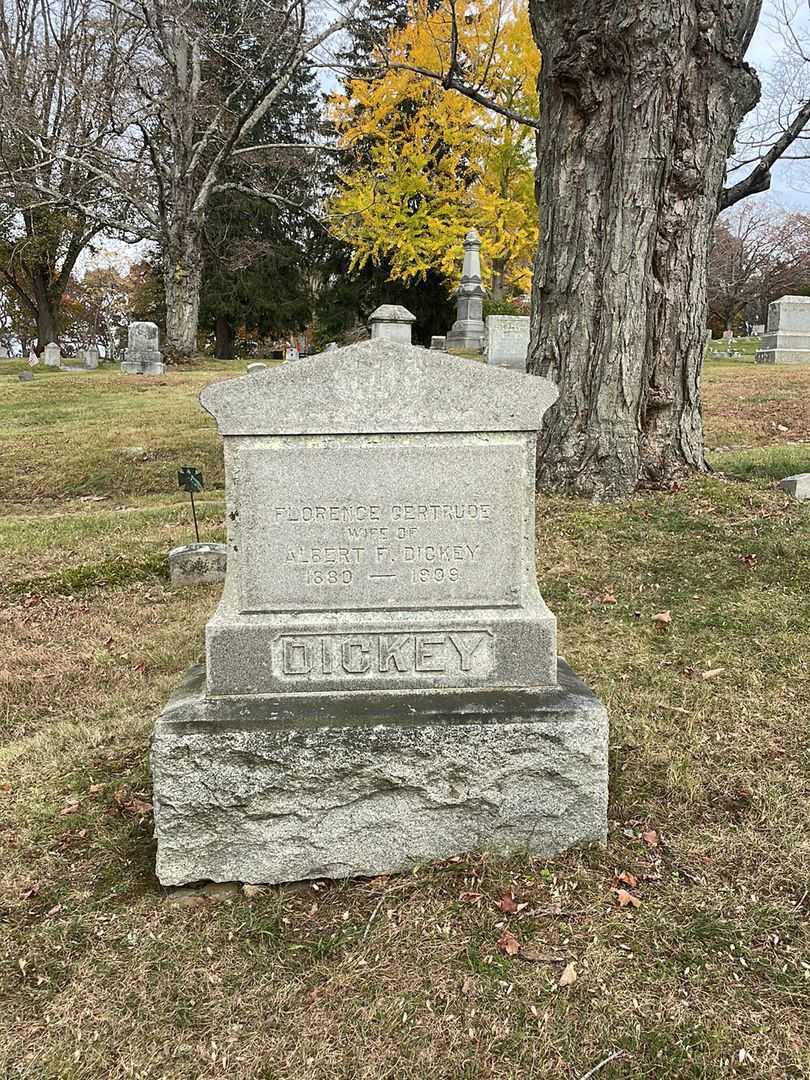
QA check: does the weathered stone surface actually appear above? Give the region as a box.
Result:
[122,321,165,375]
[780,473,810,500]
[200,343,559,695]
[18,370,33,382]
[169,543,228,586]
[43,342,61,367]
[85,346,100,369]
[430,335,446,351]
[152,660,608,886]
[369,305,416,344]
[756,296,810,364]
[446,229,486,354]
[486,315,530,370]
[246,362,267,374]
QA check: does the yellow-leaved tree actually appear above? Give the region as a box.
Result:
[330,0,540,298]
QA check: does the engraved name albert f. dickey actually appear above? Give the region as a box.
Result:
[200,339,560,696]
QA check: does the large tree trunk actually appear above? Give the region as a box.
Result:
[214,315,235,359]
[527,1,761,499]
[30,266,60,351]
[164,223,203,359]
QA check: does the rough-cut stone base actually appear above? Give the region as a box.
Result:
[121,359,165,375]
[169,543,228,586]
[780,473,810,500]
[151,659,608,886]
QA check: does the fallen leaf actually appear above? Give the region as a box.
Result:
[461,974,477,996]
[497,929,521,956]
[88,784,105,795]
[601,592,617,604]
[79,494,108,502]
[306,985,326,1004]
[651,610,672,630]
[642,829,659,847]
[458,891,483,904]
[59,802,80,816]
[616,888,642,909]
[133,662,147,675]
[242,883,265,899]
[45,904,62,917]
[617,871,638,888]
[738,553,757,568]
[558,962,577,987]
[22,884,40,900]
[519,945,563,964]
[498,892,519,913]
[702,667,725,679]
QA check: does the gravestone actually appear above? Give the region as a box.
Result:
[18,370,33,382]
[85,346,100,369]
[780,473,810,500]
[369,305,416,344]
[430,335,446,351]
[169,543,228,586]
[446,229,486,354]
[752,324,765,336]
[485,315,530,370]
[247,362,267,375]
[151,340,608,886]
[756,296,810,364]
[722,329,734,340]
[43,342,61,368]
[121,321,165,375]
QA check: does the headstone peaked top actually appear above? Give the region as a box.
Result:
[369,304,416,344]
[121,321,165,375]
[151,339,608,887]
[756,296,810,364]
[43,342,61,367]
[446,228,486,354]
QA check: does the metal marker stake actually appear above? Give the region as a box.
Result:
[177,466,204,543]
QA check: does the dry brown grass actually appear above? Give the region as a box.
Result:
[0,360,809,1079]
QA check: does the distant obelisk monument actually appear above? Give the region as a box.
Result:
[446,228,486,354]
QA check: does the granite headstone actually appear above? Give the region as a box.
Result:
[121,322,165,375]
[485,315,530,370]
[151,340,608,886]
[756,296,810,364]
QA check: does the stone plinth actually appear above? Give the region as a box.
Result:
[446,229,486,354]
[430,336,446,351]
[756,296,810,364]
[369,305,416,344]
[486,316,530,370]
[780,473,810,500]
[151,339,608,886]
[122,321,165,375]
[169,543,228,586]
[152,661,608,886]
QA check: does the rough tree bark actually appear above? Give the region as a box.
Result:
[30,267,60,348]
[527,0,762,498]
[163,223,204,358]
[214,315,236,358]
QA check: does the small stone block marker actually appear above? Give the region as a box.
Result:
[369,304,416,344]
[756,296,810,364]
[430,335,446,351]
[486,315,530,370]
[121,321,165,375]
[151,339,609,886]
[169,543,228,586]
[780,473,810,500]
[18,370,33,382]
[43,342,61,368]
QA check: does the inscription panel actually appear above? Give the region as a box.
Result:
[237,437,527,612]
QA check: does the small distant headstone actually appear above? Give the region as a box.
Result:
[430,336,446,351]
[18,370,33,382]
[368,305,416,344]
[247,362,267,374]
[722,329,734,340]
[0,346,9,358]
[169,543,228,586]
[752,324,765,336]
[705,329,712,343]
[323,342,339,352]
[485,316,530,370]
[151,339,608,887]
[780,473,810,500]
[43,342,61,368]
[756,296,810,364]
[285,346,300,362]
[85,346,100,369]
[121,322,165,375]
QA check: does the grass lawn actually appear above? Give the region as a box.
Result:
[0,356,809,1079]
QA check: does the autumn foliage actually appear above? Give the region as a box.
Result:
[330,0,539,297]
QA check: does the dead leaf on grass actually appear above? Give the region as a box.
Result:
[519,945,564,964]
[458,891,483,904]
[616,888,642,909]
[306,985,326,1004]
[558,962,577,987]
[497,929,521,956]
[702,667,725,679]
[652,610,672,630]
[601,592,617,605]
[616,871,638,889]
[498,892,519,913]
[242,883,266,899]
[641,829,659,847]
